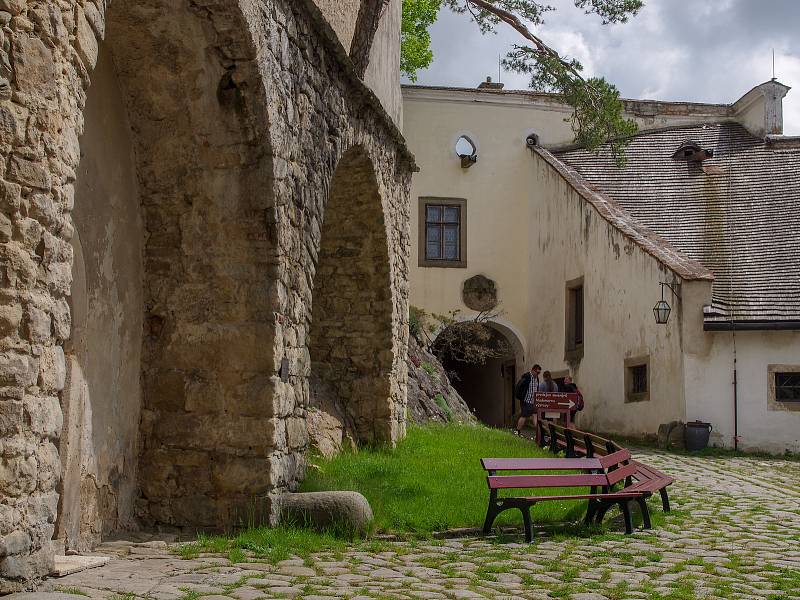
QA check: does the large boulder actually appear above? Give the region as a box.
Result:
[406,335,474,424]
[278,491,373,535]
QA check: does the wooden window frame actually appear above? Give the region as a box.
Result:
[625,356,650,404]
[564,277,584,361]
[418,197,467,268]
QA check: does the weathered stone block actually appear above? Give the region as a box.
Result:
[211,455,272,495]
[0,102,27,147]
[152,413,281,457]
[286,416,308,450]
[0,352,35,387]
[0,303,22,337]
[23,304,51,344]
[0,179,22,212]
[145,370,187,412]
[37,346,65,393]
[0,530,31,557]
[0,454,36,497]
[23,395,61,439]
[0,399,22,435]
[7,156,51,190]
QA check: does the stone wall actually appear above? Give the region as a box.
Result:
[0,0,412,591]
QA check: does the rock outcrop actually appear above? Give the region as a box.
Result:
[406,336,474,424]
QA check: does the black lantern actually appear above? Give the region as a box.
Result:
[653,299,671,324]
[654,282,680,324]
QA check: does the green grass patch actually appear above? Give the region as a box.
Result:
[53,588,89,597]
[177,525,348,564]
[302,423,587,534]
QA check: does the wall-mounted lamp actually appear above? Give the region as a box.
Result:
[456,135,477,168]
[654,282,681,324]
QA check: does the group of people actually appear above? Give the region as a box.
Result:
[513,364,584,436]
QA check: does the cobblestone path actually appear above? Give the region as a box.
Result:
[14,451,800,600]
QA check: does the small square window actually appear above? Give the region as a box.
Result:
[625,358,650,403]
[418,198,467,268]
[775,372,800,402]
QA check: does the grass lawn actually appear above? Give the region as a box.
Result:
[177,423,636,561]
[301,422,586,534]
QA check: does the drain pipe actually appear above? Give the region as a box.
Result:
[732,320,739,451]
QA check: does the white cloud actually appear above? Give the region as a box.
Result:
[408,0,800,134]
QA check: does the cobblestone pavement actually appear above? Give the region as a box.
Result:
[14,450,800,600]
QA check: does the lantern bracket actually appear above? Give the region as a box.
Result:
[660,282,681,301]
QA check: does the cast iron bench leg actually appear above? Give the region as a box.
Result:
[636,496,652,529]
[584,493,598,525]
[483,490,499,535]
[659,488,671,512]
[521,504,533,543]
[619,500,633,534]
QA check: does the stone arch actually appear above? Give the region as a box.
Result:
[55,0,276,550]
[308,146,395,449]
[434,318,524,428]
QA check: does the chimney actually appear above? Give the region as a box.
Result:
[477,76,504,90]
[732,80,791,137]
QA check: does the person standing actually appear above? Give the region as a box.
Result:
[537,370,559,393]
[514,364,541,435]
[561,374,584,420]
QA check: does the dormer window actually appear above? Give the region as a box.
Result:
[673,140,714,162]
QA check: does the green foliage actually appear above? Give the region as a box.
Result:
[401,0,442,81]
[421,361,438,376]
[404,0,645,162]
[433,393,454,421]
[504,48,638,164]
[302,423,586,533]
[409,305,426,341]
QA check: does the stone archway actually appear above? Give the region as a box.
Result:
[2,0,278,563]
[436,321,523,428]
[307,147,395,451]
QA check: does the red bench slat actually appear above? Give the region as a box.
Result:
[488,473,608,489]
[606,461,638,486]
[518,491,642,502]
[598,448,632,469]
[481,458,602,471]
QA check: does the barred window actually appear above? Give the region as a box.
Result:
[775,372,800,402]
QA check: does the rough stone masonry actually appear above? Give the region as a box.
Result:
[0,0,413,591]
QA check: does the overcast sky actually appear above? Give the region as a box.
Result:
[404,0,800,135]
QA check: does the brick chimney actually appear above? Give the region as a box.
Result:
[732,80,791,137]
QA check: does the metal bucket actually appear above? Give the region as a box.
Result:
[685,421,712,451]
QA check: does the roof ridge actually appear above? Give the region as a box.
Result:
[551,121,755,155]
[532,147,715,282]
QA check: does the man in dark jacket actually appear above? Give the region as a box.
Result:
[514,364,541,435]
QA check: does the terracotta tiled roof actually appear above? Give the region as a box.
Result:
[556,122,800,323]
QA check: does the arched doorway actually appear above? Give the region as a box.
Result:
[56,0,275,551]
[436,322,522,428]
[307,147,395,450]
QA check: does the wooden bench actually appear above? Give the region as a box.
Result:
[481,449,652,542]
[541,422,673,512]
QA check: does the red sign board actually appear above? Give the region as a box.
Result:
[534,392,580,411]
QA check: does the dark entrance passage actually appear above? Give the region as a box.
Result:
[440,328,517,428]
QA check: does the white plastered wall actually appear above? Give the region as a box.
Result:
[527,157,691,437]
